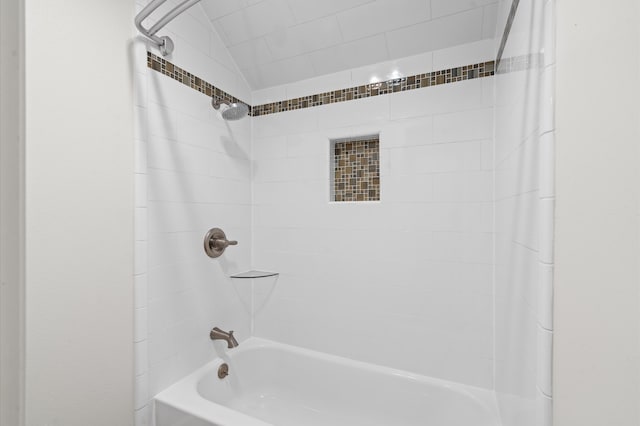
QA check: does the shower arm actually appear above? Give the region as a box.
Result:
[212,98,227,109]
[134,0,202,56]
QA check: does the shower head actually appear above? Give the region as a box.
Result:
[212,98,249,121]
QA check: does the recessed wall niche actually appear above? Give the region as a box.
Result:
[331,135,380,202]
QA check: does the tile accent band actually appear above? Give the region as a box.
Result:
[147,52,252,114]
[253,62,494,116]
[147,51,495,117]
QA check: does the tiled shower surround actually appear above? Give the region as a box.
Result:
[133,1,553,425]
[137,40,496,421]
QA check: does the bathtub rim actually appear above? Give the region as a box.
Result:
[153,337,500,426]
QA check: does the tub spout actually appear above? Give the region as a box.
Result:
[210,327,239,348]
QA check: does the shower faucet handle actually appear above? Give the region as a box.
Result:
[214,238,237,249]
[204,228,238,258]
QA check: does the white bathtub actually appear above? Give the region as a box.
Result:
[154,338,501,426]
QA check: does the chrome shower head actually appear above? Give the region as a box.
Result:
[212,98,249,121]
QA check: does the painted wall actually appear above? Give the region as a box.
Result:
[554,1,640,425]
[132,1,253,423]
[493,0,554,424]
[0,0,23,424]
[251,41,496,389]
[23,0,135,424]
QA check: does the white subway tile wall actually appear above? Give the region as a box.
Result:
[133,1,252,423]
[251,73,495,389]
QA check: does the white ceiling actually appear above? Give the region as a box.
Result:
[201,0,498,90]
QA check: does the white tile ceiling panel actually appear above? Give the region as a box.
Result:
[216,0,296,46]
[240,67,267,89]
[482,3,499,39]
[200,0,498,90]
[309,34,390,77]
[431,0,498,19]
[428,8,485,50]
[386,8,484,58]
[337,0,431,42]
[199,0,247,21]
[228,38,274,69]
[265,15,343,61]
[384,20,432,59]
[285,0,376,24]
[244,54,316,88]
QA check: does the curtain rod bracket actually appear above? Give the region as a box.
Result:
[134,0,202,56]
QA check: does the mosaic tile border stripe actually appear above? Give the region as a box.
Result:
[252,62,494,116]
[147,52,251,114]
[147,51,494,118]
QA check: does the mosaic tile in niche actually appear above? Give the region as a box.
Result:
[333,137,380,202]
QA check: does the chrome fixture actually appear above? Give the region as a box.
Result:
[204,228,238,258]
[134,0,202,56]
[212,98,249,121]
[210,327,239,348]
[217,363,229,379]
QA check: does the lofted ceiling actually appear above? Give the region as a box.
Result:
[200,0,498,90]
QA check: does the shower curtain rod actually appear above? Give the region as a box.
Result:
[134,0,203,56]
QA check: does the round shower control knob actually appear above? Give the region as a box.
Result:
[204,228,238,258]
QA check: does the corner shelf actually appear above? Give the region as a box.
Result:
[230,270,279,279]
